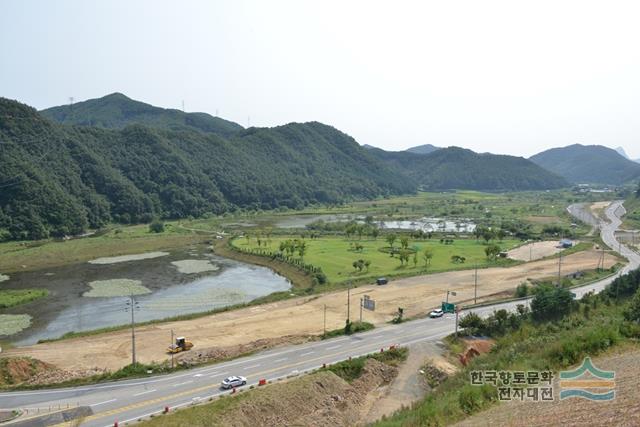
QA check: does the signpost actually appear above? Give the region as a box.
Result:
[442,302,455,313]
[362,295,375,311]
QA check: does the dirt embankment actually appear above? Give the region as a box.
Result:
[454,346,640,427]
[142,358,398,427]
[3,248,618,373]
[0,357,106,388]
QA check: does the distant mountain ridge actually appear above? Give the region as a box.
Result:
[40,93,244,138]
[369,146,568,191]
[406,144,440,155]
[0,95,413,240]
[530,144,640,185]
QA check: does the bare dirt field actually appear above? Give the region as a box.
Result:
[3,249,618,372]
[454,345,640,427]
[507,241,565,262]
[590,201,612,221]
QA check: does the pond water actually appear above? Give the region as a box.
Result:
[0,245,291,345]
[274,214,476,233]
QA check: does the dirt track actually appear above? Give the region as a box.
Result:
[3,249,617,372]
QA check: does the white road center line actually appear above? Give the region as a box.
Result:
[326,345,341,350]
[172,380,193,387]
[274,358,288,362]
[90,399,117,407]
[133,389,157,397]
[300,351,315,356]
[244,364,261,369]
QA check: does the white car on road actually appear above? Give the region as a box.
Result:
[429,308,444,318]
[221,375,247,389]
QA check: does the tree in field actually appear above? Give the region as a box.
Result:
[298,241,307,260]
[386,233,397,248]
[485,244,501,260]
[371,228,379,240]
[423,248,434,268]
[413,251,418,267]
[352,259,366,272]
[364,259,371,272]
[149,220,165,233]
[398,250,410,266]
[400,236,409,249]
[482,228,495,243]
[496,228,506,242]
[530,285,575,321]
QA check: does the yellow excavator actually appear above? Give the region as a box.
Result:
[167,336,194,354]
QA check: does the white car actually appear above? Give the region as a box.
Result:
[429,308,444,318]
[221,375,247,389]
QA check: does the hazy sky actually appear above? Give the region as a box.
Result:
[2,1,639,158]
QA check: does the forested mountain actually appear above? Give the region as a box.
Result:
[40,93,244,138]
[369,146,568,191]
[530,144,640,185]
[405,144,440,154]
[0,97,414,240]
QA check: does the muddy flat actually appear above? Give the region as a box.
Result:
[4,249,618,371]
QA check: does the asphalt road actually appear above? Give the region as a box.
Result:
[2,200,638,427]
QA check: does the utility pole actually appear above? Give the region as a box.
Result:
[359,298,363,322]
[455,307,459,338]
[170,329,175,369]
[474,265,478,304]
[347,283,351,322]
[125,295,140,365]
[323,304,327,337]
[557,250,562,287]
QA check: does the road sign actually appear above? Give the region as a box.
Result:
[363,295,375,311]
[442,302,455,313]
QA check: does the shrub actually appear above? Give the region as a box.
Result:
[149,220,165,233]
[515,282,529,298]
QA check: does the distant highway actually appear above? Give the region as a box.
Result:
[1,201,638,427]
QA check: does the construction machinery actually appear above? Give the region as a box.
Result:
[167,336,194,354]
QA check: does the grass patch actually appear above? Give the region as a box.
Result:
[0,314,32,336]
[323,347,408,382]
[232,235,520,284]
[83,279,151,297]
[0,289,48,308]
[322,321,374,339]
[0,224,201,274]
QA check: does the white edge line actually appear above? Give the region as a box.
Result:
[89,398,117,407]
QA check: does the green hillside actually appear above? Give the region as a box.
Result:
[40,93,244,138]
[530,144,640,185]
[405,143,440,154]
[369,146,568,191]
[0,97,414,241]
